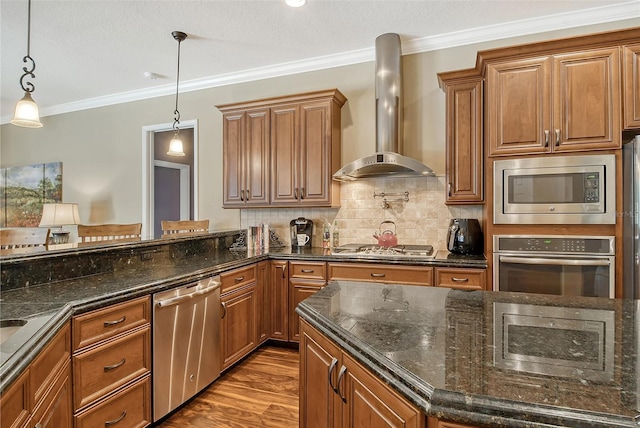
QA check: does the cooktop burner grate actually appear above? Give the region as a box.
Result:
[333,244,434,258]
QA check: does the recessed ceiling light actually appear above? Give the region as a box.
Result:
[285,0,307,7]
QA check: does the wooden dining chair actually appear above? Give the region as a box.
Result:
[77,223,142,243]
[0,228,51,249]
[161,220,209,236]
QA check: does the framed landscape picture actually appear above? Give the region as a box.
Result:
[0,162,63,227]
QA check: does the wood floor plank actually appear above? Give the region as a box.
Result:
[157,345,299,428]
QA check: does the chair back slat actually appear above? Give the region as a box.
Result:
[78,223,142,243]
[161,220,209,236]
[0,228,50,249]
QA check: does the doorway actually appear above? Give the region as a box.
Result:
[142,120,198,239]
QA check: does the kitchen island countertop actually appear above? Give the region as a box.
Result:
[296,280,640,428]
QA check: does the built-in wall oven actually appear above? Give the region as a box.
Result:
[493,235,615,298]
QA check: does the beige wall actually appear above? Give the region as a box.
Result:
[1,20,636,242]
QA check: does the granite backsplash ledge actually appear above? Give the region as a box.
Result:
[0,230,241,291]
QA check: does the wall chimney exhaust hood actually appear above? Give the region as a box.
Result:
[333,33,434,182]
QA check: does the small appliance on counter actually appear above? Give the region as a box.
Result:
[290,217,313,249]
[447,218,483,255]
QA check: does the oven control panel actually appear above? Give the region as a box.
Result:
[494,235,614,255]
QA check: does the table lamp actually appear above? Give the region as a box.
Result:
[39,203,80,244]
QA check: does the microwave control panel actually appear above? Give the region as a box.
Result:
[584,173,600,202]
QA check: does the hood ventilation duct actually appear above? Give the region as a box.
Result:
[333,33,434,182]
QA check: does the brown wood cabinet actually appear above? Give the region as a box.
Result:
[328,262,433,286]
[300,320,425,428]
[256,260,270,345]
[426,418,481,428]
[438,72,483,204]
[270,260,289,341]
[218,89,346,208]
[71,296,151,426]
[221,108,270,207]
[289,261,327,342]
[623,43,640,129]
[486,47,621,157]
[220,264,258,370]
[1,323,72,428]
[434,267,486,291]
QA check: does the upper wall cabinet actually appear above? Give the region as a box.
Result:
[438,72,483,204]
[486,47,621,157]
[623,43,640,130]
[218,90,346,208]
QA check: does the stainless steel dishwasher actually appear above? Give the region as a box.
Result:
[153,276,221,421]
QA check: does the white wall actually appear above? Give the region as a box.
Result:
[1,20,636,238]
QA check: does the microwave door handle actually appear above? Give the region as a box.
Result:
[499,256,610,267]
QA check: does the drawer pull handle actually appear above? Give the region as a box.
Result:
[301,269,314,273]
[544,129,549,147]
[451,277,469,282]
[105,410,127,426]
[370,273,385,278]
[328,357,338,393]
[234,276,245,282]
[104,316,126,327]
[337,365,347,402]
[221,301,227,319]
[104,358,126,372]
[555,129,560,146]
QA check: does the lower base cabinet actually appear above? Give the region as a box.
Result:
[300,319,425,428]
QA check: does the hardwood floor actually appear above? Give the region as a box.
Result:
[156,345,299,428]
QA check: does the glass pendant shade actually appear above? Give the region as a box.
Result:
[286,0,307,6]
[11,91,42,128]
[167,134,186,156]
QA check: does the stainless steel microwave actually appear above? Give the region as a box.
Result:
[493,154,616,224]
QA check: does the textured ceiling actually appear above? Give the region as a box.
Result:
[1,0,638,122]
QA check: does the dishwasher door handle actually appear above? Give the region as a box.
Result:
[156,280,221,308]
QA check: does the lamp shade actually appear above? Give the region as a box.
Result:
[11,91,43,128]
[39,203,80,227]
[167,135,186,156]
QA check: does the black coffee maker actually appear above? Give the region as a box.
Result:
[290,217,313,249]
[447,218,483,255]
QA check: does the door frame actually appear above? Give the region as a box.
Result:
[154,160,191,230]
[142,119,198,239]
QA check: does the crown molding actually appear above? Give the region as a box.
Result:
[2,1,638,124]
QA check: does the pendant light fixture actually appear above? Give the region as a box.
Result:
[167,31,187,157]
[11,0,42,128]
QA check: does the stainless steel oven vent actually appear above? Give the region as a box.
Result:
[332,33,434,181]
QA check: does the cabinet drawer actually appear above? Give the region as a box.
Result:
[221,264,257,293]
[74,375,151,428]
[435,268,485,291]
[72,296,150,350]
[73,326,150,410]
[30,324,71,408]
[289,261,326,280]
[328,263,433,286]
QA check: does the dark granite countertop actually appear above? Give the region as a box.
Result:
[296,281,640,428]
[0,237,485,394]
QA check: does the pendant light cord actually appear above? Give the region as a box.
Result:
[173,37,182,132]
[19,0,36,93]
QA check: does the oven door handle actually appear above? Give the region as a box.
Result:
[499,256,610,267]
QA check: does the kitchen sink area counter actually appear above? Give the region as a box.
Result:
[296,281,640,428]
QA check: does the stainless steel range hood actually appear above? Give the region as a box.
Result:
[333,33,434,182]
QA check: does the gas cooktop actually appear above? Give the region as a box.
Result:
[332,244,435,260]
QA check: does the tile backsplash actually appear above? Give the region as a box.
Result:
[240,176,483,251]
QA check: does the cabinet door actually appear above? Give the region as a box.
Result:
[31,363,72,428]
[342,353,424,428]
[271,104,300,205]
[444,79,483,204]
[553,47,620,151]
[256,261,270,344]
[221,284,257,370]
[299,100,332,205]
[269,261,289,341]
[299,320,342,428]
[245,108,270,205]
[289,280,324,342]
[486,57,552,156]
[222,111,246,207]
[0,370,30,428]
[623,44,640,129]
